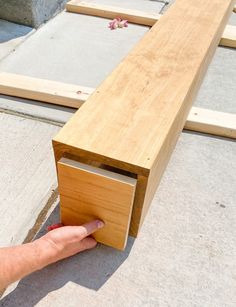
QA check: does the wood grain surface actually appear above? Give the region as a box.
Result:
[58,158,137,250]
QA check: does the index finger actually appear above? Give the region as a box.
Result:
[78,220,105,239]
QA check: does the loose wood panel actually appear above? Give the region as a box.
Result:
[58,158,137,250]
[54,0,234,236]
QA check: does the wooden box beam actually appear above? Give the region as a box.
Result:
[53,0,235,243]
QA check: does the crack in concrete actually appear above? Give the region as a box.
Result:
[0,107,64,127]
[23,188,59,244]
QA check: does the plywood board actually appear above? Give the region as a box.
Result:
[66,0,161,26]
[54,0,235,236]
[58,158,137,250]
[0,72,93,108]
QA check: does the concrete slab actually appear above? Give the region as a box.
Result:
[194,46,236,114]
[194,12,236,114]
[229,12,236,26]
[0,6,163,87]
[0,1,164,122]
[0,112,60,247]
[1,132,236,306]
[0,19,34,61]
[0,95,74,125]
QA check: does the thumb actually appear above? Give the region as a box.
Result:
[76,220,105,240]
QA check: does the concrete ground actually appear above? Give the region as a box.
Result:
[0,20,34,61]
[0,112,59,247]
[0,0,236,306]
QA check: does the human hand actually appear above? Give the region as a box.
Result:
[34,220,104,267]
[0,220,104,289]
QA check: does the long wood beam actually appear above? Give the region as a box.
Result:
[220,25,236,48]
[66,1,236,49]
[0,73,235,139]
[0,72,93,108]
[66,1,162,26]
[185,107,236,139]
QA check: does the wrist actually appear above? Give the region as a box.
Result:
[32,237,60,270]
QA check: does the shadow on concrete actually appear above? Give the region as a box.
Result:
[0,204,135,307]
[0,20,32,44]
[183,130,236,143]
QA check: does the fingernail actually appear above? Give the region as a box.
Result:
[97,220,105,229]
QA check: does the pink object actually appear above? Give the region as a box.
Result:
[108,17,128,30]
[47,223,63,231]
